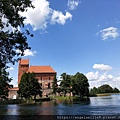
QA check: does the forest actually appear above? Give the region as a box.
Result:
[90,84,120,96]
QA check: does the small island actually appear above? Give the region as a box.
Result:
[0,59,119,105]
[0,59,90,104]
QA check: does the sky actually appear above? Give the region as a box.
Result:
[5,0,120,89]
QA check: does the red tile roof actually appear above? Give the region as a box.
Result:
[27,66,56,73]
[19,59,29,65]
[9,87,19,91]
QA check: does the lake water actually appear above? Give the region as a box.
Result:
[0,94,120,115]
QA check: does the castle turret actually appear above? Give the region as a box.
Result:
[18,59,29,84]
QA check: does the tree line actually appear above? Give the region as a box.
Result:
[90,84,120,96]
[18,72,89,100]
[53,72,89,99]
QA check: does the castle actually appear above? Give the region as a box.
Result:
[9,59,56,99]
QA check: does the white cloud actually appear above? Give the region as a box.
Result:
[7,67,14,71]
[93,64,113,71]
[16,49,37,57]
[99,73,113,82]
[20,0,51,30]
[86,71,113,82]
[86,71,99,81]
[10,79,18,87]
[50,11,72,25]
[99,27,119,40]
[19,0,73,31]
[67,0,80,10]
[86,71,116,89]
[86,64,120,89]
[1,17,20,32]
[24,49,37,56]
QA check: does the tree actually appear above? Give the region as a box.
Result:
[0,0,34,68]
[0,0,34,99]
[113,87,119,93]
[52,74,58,95]
[60,73,72,96]
[18,72,42,100]
[97,84,113,94]
[0,67,12,99]
[89,87,98,96]
[72,72,89,99]
[59,72,89,99]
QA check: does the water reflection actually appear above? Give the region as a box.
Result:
[0,94,120,115]
[6,105,19,115]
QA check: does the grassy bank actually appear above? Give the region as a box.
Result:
[51,96,90,101]
[89,93,111,97]
[0,97,51,105]
[96,93,111,96]
[51,96,72,100]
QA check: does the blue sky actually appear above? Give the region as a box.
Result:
[6,0,120,89]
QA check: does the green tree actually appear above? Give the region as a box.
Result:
[0,0,34,100]
[52,74,58,95]
[89,87,98,95]
[60,73,72,96]
[97,84,113,93]
[0,0,34,68]
[0,67,12,99]
[113,87,119,93]
[18,72,42,100]
[72,72,89,99]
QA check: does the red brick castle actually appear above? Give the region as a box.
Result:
[9,59,56,99]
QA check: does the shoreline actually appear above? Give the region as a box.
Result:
[0,93,120,105]
[90,93,120,97]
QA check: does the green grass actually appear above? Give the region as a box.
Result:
[51,96,76,100]
[96,93,111,96]
[51,96,89,100]
[89,93,111,97]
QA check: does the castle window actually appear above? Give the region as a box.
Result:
[49,77,50,80]
[44,83,48,89]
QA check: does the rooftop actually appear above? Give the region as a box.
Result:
[27,66,56,73]
[19,59,29,65]
[9,87,19,91]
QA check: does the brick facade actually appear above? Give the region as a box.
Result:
[9,59,56,99]
[18,59,29,84]
[18,59,56,96]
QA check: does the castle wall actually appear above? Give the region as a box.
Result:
[18,60,29,84]
[17,59,56,97]
[8,90,18,99]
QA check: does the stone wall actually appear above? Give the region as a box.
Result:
[8,90,18,99]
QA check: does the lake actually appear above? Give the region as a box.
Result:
[0,94,120,116]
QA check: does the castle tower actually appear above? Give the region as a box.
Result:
[18,59,29,84]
